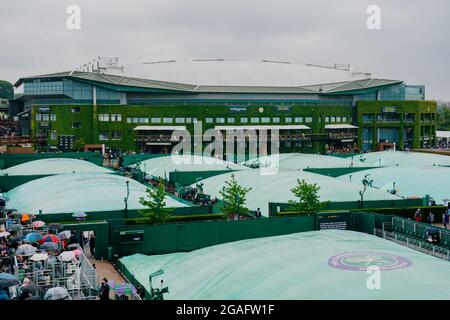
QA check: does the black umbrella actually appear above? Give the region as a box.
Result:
[24,284,44,293]
[0,272,20,288]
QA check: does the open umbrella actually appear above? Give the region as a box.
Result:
[58,251,76,262]
[41,242,59,251]
[32,221,45,228]
[44,287,70,300]
[58,230,71,240]
[0,272,20,288]
[72,212,87,219]
[42,234,59,243]
[16,244,37,256]
[21,214,30,223]
[10,235,24,242]
[30,253,49,262]
[24,232,43,243]
[0,231,10,238]
[7,224,22,232]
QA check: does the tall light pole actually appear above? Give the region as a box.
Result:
[124,180,130,217]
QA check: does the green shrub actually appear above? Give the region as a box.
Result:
[125,213,227,225]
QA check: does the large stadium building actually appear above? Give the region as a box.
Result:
[11,59,436,155]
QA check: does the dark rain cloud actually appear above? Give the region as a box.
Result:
[0,0,449,100]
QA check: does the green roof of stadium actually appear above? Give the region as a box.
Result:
[119,229,450,299]
[14,70,402,95]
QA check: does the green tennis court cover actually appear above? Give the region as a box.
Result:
[120,230,450,299]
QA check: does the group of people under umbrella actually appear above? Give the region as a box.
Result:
[0,211,93,300]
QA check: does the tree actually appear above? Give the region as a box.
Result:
[139,179,172,224]
[288,179,327,214]
[73,138,85,151]
[437,107,450,131]
[0,81,13,100]
[219,174,251,219]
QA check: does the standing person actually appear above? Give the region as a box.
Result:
[429,212,435,225]
[256,208,262,219]
[443,210,450,229]
[415,208,421,222]
[89,233,96,258]
[98,278,110,300]
[69,230,79,246]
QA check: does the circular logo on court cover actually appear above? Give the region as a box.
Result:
[328,251,412,271]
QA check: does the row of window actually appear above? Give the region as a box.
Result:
[99,131,123,141]
[35,114,57,121]
[99,115,351,124]
[99,114,122,122]
[126,117,199,124]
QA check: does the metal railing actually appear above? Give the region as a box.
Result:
[374,228,450,261]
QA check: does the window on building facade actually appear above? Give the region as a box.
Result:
[111,114,122,122]
[342,116,347,123]
[42,114,49,121]
[330,116,336,123]
[261,117,270,123]
[111,131,122,140]
[151,117,161,123]
[250,117,260,123]
[336,116,341,123]
[285,117,292,123]
[227,117,235,123]
[205,118,213,124]
[72,122,81,129]
[99,132,109,140]
[50,131,57,140]
[185,117,192,123]
[192,118,198,123]
[362,114,373,122]
[216,117,225,123]
[71,107,80,113]
[294,117,303,123]
[240,117,248,123]
[324,117,330,123]
[163,117,173,124]
[139,117,148,123]
[132,117,139,124]
[99,114,109,122]
[175,117,185,124]
[273,117,280,123]
[36,114,42,121]
[305,117,313,123]
[127,118,132,123]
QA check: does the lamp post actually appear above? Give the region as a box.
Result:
[124,180,130,218]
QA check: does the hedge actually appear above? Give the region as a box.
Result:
[275,206,448,222]
[125,213,227,225]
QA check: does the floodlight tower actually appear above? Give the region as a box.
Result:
[149,269,169,300]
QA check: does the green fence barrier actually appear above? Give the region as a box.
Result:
[169,170,236,186]
[0,174,52,192]
[110,215,317,257]
[0,152,102,169]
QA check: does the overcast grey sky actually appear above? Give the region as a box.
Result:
[1,0,449,100]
